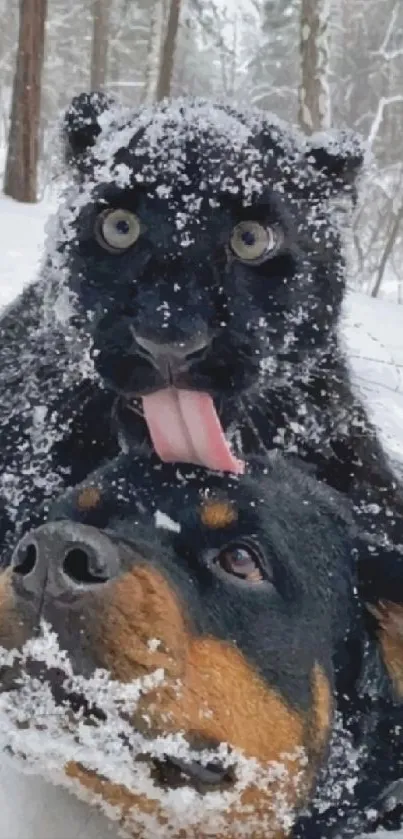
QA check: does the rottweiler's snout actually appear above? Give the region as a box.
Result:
[11,522,120,598]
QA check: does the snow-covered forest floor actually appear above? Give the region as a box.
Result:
[0,194,402,836]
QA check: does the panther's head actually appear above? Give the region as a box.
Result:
[50,93,365,470]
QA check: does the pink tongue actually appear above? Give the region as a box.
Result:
[142,388,244,474]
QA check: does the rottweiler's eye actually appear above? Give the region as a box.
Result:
[214,541,264,583]
[96,208,141,252]
[229,221,279,263]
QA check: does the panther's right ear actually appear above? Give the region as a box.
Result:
[62,91,116,172]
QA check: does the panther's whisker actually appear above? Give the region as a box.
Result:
[240,398,272,458]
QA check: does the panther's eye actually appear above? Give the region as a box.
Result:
[96,208,141,252]
[230,221,279,263]
[213,541,265,584]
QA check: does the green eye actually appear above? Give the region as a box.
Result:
[229,221,279,263]
[96,208,141,252]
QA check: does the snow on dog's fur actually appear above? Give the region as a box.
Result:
[2,450,403,838]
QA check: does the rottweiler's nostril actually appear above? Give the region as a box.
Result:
[12,542,38,577]
[63,547,109,586]
[11,522,121,599]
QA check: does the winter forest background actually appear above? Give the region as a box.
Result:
[1,0,403,301]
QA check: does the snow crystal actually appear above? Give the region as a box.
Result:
[147,639,162,653]
[113,163,132,189]
[154,510,181,533]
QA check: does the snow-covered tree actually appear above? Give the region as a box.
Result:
[248,0,300,121]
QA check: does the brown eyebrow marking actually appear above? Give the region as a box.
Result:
[199,498,238,529]
[77,486,102,511]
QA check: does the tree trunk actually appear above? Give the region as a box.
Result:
[90,0,109,90]
[142,0,167,104]
[371,203,403,298]
[3,0,47,204]
[298,0,331,134]
[155,0,181,101]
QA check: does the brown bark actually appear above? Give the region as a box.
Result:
[142,0,167,104]
[4,0,47,204]
[371,203,403,298]
[90,0,110,91]
[298,0,331,134]
[155,0,181,101]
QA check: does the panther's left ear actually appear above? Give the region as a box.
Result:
[305,129,367,199]
[62,91,117,174]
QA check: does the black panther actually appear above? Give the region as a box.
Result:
[0,92,401,564]
[2,450,403,838]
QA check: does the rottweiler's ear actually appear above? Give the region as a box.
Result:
[365,600,403,699]
[355,534,403,605]
[62,91,116,170]
[355,535,403,698]
[306,129,366,199]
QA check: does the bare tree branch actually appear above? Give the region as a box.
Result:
[368,95,403,148]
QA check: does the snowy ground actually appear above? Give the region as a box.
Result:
[343,292,403,472]
[0,760,114,839]
[0,194,402,837]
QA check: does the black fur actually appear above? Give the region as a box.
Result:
[6,451,403,836]
[0,93,401,573]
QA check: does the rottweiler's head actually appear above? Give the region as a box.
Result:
[47,93,365,470]
[0,453,358,838]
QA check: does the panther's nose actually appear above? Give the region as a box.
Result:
[11,522,120,599]
[133,332,210,364]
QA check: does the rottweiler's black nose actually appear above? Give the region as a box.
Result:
[11,522,119,598]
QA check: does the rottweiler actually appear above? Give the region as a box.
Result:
[1,92,402,580]
[1,451,403,838]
